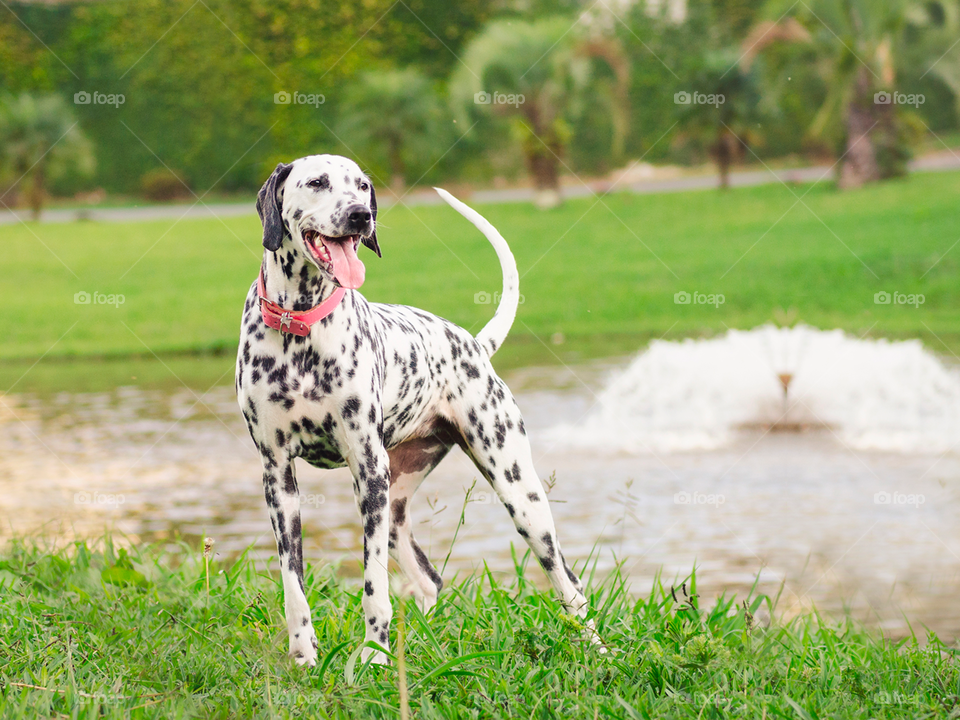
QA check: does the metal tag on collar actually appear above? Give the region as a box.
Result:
[279,311,293,331]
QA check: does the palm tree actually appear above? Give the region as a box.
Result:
[747,0,959,189]
[451,17,592,208]
[676,46,763,189]
[0,94,95,219]
[337,69,446,195]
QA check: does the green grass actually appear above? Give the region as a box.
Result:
[4,171,960,370]
[1,539,958,719]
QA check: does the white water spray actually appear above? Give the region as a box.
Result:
[550,325,960,454]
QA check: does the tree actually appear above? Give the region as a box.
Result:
[337,69,446,193]
[748,0,958,188]
[451,16,592,208]
[0,93,94,219]
[675,47,763,189]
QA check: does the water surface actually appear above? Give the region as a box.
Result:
[4,332,960,639]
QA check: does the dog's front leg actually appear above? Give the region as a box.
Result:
[261,453,317,666]
[346,435,393,665]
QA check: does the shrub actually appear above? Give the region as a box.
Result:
[140,167,189,201]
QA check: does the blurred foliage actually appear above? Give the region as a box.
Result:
[0,0,956,198]
[140,167,190,201]
[753,0,960,186]
[0,0,488,195]
[673,47,765,187]
[337,69,449,191]
[0,93,94,217]
[451,16,592,198]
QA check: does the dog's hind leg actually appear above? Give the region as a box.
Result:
[455,377,596,633]
[387,437,452,612]
[261,451,318,666]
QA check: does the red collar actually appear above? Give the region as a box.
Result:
[257,270,345,337]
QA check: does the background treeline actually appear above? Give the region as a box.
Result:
[0,0,957,200]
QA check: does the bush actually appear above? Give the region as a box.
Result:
[140,168,189,201]
[0,93,95,217]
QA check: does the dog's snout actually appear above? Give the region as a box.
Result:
[345,204,372,229]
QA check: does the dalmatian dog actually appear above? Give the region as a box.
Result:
[236,154,594,667]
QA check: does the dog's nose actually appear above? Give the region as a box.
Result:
[345,204,372,229]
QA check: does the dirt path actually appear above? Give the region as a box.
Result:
[3,150,958,225]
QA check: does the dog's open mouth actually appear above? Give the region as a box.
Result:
[302,230,365,289]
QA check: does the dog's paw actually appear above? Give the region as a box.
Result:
[289,632,319,668]
[360,645,390,667]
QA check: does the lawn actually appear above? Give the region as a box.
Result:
[1,539,957,719]
[3,171,959,370]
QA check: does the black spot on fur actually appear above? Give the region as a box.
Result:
[541,532,555,559]
[392,498,407,526]
[342,396,361,419]
[413,543,443,592]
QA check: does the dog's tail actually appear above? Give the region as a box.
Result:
[434,187,519,358]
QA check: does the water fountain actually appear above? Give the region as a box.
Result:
[549,325,960,454]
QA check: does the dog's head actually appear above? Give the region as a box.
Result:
[257,154,380,290]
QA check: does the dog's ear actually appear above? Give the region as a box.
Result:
[257,162,294,252]
[362,181,382,258]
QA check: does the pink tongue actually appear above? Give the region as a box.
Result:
[325,239,365,289]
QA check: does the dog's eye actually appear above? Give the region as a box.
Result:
[359,182,370,192]
[307,178,323,188]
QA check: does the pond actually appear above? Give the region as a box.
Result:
[3,326,960,639]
